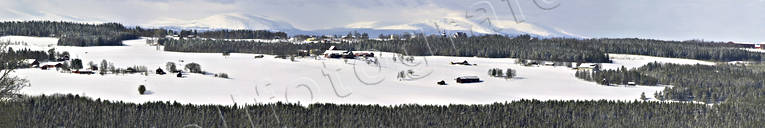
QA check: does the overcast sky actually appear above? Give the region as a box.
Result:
[1,0,764,42]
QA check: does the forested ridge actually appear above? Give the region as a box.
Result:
[0,21,287,46]
[576,63,765,103]
[196,30,288,39]
[353,36,763,62]
[0,21,138,46]
[162,38,334,55]
[2,95,764,127]
[3,21,761,63]
[163,34,763,63]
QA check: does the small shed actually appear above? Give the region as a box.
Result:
[544,62,555,66]
[72,70,95,75]
[437,80,447,85]
[354,52,375,57]
[451,60,476,66]
[30,60,40,67]
[126,67,137,73]
[156,68,166,75]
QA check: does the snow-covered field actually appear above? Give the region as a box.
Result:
[599,54,716,70]
[2,36,690,105]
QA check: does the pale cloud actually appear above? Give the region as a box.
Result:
[495,20,551,36]
[345,21,379,29]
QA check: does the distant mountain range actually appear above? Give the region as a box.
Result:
[149,13,581,38]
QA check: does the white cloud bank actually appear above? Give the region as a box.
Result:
[0,0,764,41]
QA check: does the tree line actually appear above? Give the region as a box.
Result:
[351,35,762,62]
[2,95,764,127]
[2,47,48,62]
[162,38,333,56]
[162,34,765,63]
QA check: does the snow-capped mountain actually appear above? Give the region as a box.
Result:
[148,13,580,38]
[353,17,580,38]
[317,17,581,38]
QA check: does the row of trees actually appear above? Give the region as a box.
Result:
[4,47,48,62]
[195,30,288,39]
[2,95,765,127]
[56,34,137,46]
[488,68,516,79]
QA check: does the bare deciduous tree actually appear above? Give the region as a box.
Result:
[0,45,29,101]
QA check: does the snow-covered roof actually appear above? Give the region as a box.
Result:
[23,59,37,63]
[323,50,347,55]
[457,75,479,79]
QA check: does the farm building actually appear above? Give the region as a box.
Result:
[574,64,597,71]
[323,46,356,59]
[456,75,481,83]
[40,64,60,70]
[354,52,375,57]
[23,59,39,67]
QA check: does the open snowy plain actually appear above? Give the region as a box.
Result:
[1,36,715,105]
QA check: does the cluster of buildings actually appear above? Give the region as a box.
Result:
[727,41,765,49]
[321,46,375,59]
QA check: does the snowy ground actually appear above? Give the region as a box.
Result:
[743,48,765,53]
[2,36,693,105]
[598,54,716,70]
